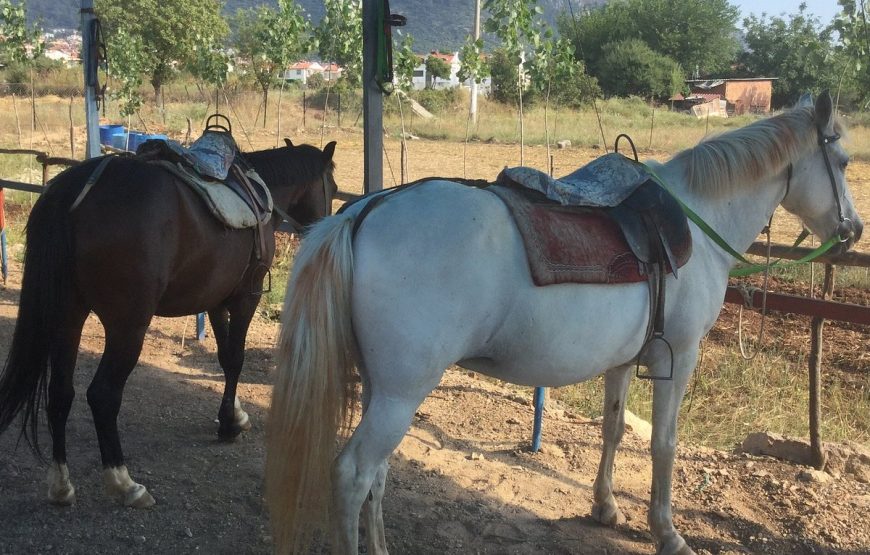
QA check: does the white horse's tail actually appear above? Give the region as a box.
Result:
[265,214,358,554]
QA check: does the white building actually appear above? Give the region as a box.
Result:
[409,51,491,92]
[283,61,343,85]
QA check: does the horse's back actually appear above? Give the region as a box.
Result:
[58,157,254,317]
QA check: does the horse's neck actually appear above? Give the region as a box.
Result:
[657,162,786,267]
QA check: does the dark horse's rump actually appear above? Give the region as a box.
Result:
[0,140,337,507]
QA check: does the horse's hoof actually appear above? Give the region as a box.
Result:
[47,463,76,506]
[103,466,155,508]
[218,409,251,441]
[124,484,156,509]
[235,408,252,431]
[591,501,625,526]
[656,534,695,555]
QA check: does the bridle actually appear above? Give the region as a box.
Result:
[274,172,334,234]
[817,129,854,243]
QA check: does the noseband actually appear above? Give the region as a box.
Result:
[817,130,854,243]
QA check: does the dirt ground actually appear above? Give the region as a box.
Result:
[0,135,869,554]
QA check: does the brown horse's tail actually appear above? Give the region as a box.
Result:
[0,172,82,456]
[265,213,358,554]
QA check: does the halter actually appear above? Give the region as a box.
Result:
[817,130,853,243]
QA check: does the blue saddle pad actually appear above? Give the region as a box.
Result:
[160,131,238,181]
[500,153,652,207]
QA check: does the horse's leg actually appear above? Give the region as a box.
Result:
[46,300,89,506]
[209,297,257,441]
[362,460,390,555]
[591,364,633,526]
[333,393,426,554]
[87,322,155,508]
[648,351,697,555]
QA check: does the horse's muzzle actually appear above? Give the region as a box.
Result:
[833,218,863,253]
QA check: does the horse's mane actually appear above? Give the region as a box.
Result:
[245,144,334,190]
[669,107,844,195]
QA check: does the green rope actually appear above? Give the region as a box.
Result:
[643,166,839,277]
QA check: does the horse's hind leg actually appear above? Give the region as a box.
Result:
[592,364,633,526]
[87,322,155,508]
[46,300,89,506]
[333,393,426,554]
[208,299,256,441]
[362,461,390,555]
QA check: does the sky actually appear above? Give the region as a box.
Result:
[731,0,841,26]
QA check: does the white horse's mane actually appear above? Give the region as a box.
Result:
[670,106,844,195]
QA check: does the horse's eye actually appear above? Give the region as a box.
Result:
[840,159,849,171]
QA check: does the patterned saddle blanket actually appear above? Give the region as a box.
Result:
[491,157,692,286]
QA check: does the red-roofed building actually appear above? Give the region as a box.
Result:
[283,61,343,84]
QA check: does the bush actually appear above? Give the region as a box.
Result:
[595,39,684,101]
[410,87,461,114]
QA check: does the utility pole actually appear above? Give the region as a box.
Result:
[81,0,101,159]
[362,0,383,194]
[469,0,481,124]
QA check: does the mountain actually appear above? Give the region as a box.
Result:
[29,0,601,53]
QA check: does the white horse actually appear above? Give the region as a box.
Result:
[266,92,861,554]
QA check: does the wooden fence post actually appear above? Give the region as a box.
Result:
[808,263,835,470]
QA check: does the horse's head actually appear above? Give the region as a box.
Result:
[782,92,863,253]
[267,139,338,229]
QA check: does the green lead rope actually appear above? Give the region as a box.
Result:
[643,166,840,278]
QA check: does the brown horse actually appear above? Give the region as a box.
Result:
[0,139,337,508]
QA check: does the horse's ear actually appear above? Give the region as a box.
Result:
[814,90,834,132]
[796,92,813,109]
[323,141,337,162]
[284,138,294,147]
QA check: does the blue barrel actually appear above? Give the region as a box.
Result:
[99,124,125,145]
[127,131,147,151]
[110,131,129,150]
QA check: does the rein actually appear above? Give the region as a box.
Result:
[646,127,849,277]
[274,173,333,234]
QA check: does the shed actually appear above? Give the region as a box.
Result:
[685,78,777,115]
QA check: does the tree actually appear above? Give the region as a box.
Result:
[488,48,521,104]
[424,55,451,89]
[234,1,311,126]
[392,33,419,92]
[0,0,44,65]
[314,0,362,87]
[560,0,739,80]
[106,27,148,117]
[96,0,228,106]
[739,6,842,108]
[528,35,599,108]
[833,0,870,108]
[596,39,684,100]
[457,36,487,85]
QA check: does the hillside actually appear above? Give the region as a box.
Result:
[28,0,600,53]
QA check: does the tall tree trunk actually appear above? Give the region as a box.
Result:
[262,85,269,128]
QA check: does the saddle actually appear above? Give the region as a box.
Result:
[134,119,274,259]
[491,151,692,378]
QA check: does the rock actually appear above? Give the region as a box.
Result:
[797,469,832,484]
[624,409,652,441]
[556,140,572,149]
[469,452,485,461]
[738,432,814,465]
